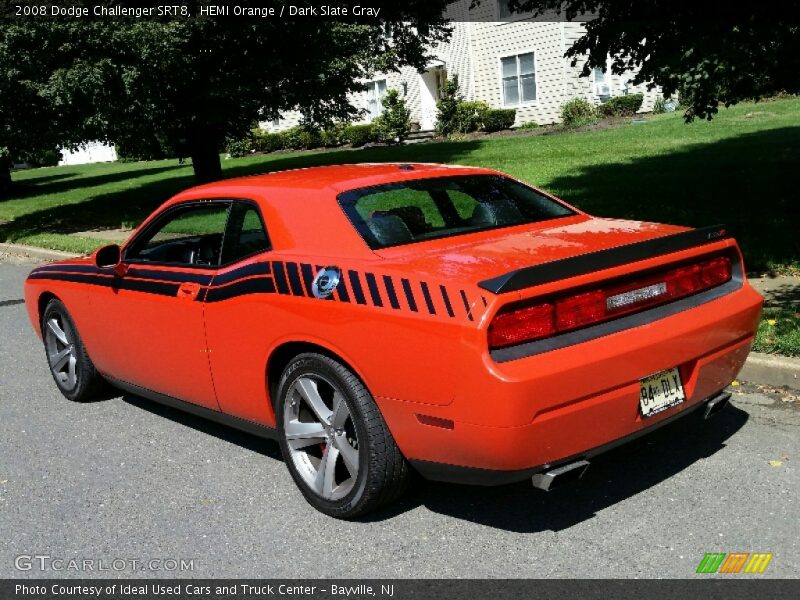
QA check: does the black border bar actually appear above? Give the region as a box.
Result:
[478,225,730,294]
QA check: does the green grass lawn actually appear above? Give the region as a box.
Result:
[754,308,800,357]
[3,97,799,273]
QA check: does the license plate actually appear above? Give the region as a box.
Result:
[639,368,685,417]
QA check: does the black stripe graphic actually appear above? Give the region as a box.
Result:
[365,273,383,307]
[420,282,436,315]
[383,275,400,309]
[28,272,178,297]
[401,278,418,312]
[30,263,473,321]
[212,262,271,286]
[205,277,276,302]
[440,285,455,317]
[127,268,213,285]
[285,262,305,297]
[32,264,100,274]
[272,261,290,295]
[348,271,367,305]
[300,264,315,296]
[460,290,474,321]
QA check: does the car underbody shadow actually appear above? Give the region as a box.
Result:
[121,393,283,461]
[119,389,747,531]
[364,403,750,531]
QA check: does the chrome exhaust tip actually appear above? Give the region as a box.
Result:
[531,459,590,491]
[704,392,731,420]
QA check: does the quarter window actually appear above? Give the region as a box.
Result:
[221,203,271,264]
[501,53,536,105]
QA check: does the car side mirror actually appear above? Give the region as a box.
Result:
[94,244,126,276]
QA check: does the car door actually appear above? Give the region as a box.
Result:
[202,201,276,424]
[86,200,231,410]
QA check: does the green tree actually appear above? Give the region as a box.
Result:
[0,1,452,195]
[497,1,800,120]
[435,75,464,136]
[373,89,411,143]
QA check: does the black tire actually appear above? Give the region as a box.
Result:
[276,352,410,519]
[42,298,106,402]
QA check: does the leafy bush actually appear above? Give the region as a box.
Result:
[23,148,62,167]
[560,98,597,128]
[517,120,540,130]
[435,75,465,136]
[225,136,253,158]
[320,123,347,147]
[652,96,667,114]
[597,93,644,117]
[373,89,411,143]
[343,124,377,147]
[280,125,323,150]
[116,135,171,162]
[454,101,490,133]
[482,108,517,132]
[252,129,285,153]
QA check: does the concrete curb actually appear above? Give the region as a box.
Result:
[739,352,800,391]
[0,242,81,263]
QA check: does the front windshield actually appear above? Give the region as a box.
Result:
[337,175,575,250]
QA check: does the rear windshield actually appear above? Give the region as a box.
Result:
[338,175,575,249]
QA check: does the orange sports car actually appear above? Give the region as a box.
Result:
[24,163,762,518]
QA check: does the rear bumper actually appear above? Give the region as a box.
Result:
[379,282,762,474]
[409,391,726,485]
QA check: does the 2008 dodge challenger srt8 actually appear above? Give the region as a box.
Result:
[25,163,762,518]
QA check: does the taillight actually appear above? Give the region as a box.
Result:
[701,256,732,287]
[488,303,554,348]
[555,290,604,330]
[488,255,733,349]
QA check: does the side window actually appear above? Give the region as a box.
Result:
[220,203,271,264]
[127,203,230,267]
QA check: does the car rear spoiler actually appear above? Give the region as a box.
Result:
[478,224,730,294]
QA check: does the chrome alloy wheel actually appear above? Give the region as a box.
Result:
[44,312,78,391]
[283,375,360,501]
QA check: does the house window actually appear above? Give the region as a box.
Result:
[501,52,536,105]
[366,79,388,122]
[593,67,611,98]
[497,1,532,19]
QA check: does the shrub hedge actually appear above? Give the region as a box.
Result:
[482,108,517,132]
[597,93,644,117]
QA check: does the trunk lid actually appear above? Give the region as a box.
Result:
[373,215,690,287]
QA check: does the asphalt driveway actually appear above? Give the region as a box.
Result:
[1,257,798,578]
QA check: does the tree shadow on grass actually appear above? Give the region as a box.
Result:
[3,127,797,272]
[6,164,187,201]
[9,170,78,185]
[119,387,747,532]
[0,141,483,241]
[544,126,800,272]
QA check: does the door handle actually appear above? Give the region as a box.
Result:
[177,283,201,300]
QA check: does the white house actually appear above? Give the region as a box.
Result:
[58,141,117,166]
[268,1,659,132]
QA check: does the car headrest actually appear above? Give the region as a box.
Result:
[386,206,428,234]
[367,213,414,246]
[470,199,523,227]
